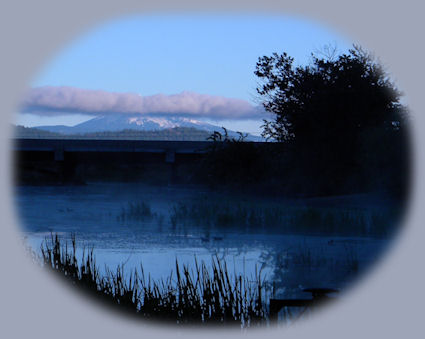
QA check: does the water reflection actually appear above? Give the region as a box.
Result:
[16,183,392,299]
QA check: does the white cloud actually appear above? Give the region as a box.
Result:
[20,86,264,120]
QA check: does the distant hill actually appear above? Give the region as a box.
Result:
[14,125,218,141]
[33,114,263,141]
[14,125,62,138]
[36,114,218,133]
[75,127,212,141]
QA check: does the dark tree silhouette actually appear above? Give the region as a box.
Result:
[255,45,409,197]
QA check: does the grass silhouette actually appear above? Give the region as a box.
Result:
[37,234,268,327]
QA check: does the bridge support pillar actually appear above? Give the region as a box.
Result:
[54,149,64,161]
[165,150,175,163]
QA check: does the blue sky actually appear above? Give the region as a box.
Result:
[17,14,352,135]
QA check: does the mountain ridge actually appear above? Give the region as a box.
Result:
[29,114,262,141]
[14,125,263,142]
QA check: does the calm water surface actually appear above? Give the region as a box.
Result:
[15,183,390,298]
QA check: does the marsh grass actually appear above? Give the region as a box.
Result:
[343,245,359,273]
[290,244,359,273]
[115,196,396,237]
[117,201,155,222]
[37,234,268,327]
[169,198,396,237]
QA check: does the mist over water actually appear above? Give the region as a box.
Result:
[16,182,391,299]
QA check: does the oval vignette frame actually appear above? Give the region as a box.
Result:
[0,1,424,339]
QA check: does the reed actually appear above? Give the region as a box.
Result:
[117,201,155,221]
[37,234,268,327]
[169,198,396,236]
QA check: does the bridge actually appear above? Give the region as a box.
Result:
[13,138,274,184]
[13,138,213,163]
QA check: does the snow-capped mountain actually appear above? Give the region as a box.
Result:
[36,114,262,140]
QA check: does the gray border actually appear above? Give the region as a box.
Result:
[1,1,424,338]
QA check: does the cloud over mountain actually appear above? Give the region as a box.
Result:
[20,86,263,120]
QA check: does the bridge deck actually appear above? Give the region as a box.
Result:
[13,139,213,154]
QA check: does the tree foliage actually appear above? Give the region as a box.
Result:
[255,45,404,143]
[255,45,409,197]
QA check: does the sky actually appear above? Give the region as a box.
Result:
[16,14,352,135]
